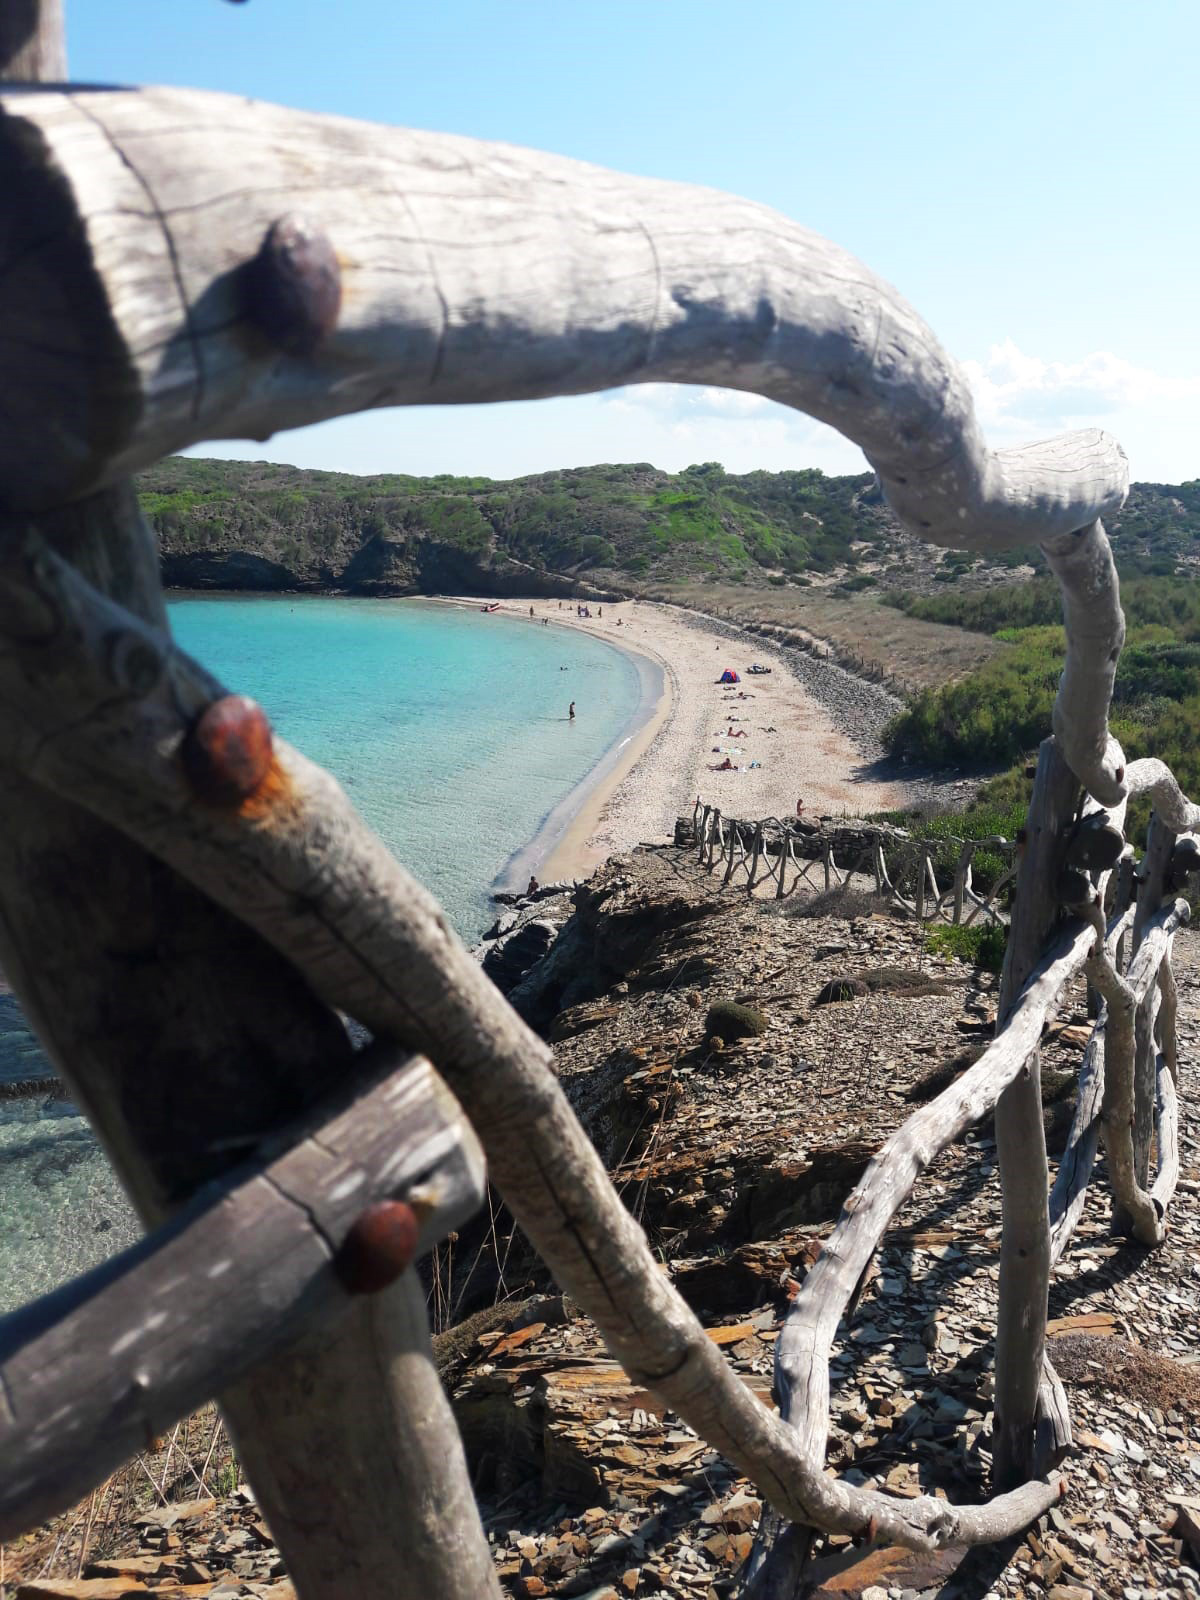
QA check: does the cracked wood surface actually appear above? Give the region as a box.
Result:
[1,84,1126,553]
[0,1050,485,1541]
[1085,896,1188,1246]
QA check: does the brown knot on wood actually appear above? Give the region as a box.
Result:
[245,215,341,354]
[181,694,273,807]
[336,1200,419,1295]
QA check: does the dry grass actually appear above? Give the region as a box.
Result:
[1050,1333,1200,1415]
[644,581,1002,692]
[0,1403,239,1596]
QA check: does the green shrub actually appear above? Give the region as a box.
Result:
[704,1000,768,1042]
[925,922,1008,972]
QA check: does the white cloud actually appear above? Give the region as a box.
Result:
[191,344,1200,486]
[607,383,771,419]
[965,338,1200,431]
[598,383,869,476]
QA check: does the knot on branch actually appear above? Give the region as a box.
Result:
[181,694,274,807]
[245,215,342,355]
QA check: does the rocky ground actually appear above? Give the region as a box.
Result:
[10,842,1200,1600]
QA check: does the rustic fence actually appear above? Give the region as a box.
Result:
[691,800,1017,924]
[0,8,1195,1600]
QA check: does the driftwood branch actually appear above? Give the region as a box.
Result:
[0,488,501,1597]
[0,84,1125,549]
[0,0,64,80]
[0,501,1057,1550]
[757,903,1099,1570]
[0,75,1194,1577]
[1042,524,1200,823]
[1085,896,1188,1245]
[991,741,1076,1486]
[0,1049,485,1541]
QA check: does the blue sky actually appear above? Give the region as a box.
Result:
[68,0,1199,484]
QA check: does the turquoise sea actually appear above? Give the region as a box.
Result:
[0,596,652,1312]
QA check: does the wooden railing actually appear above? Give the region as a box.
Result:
[691,799,1017,924]
[0,11,1194,1597]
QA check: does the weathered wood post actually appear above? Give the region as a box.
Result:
[0,13,499,1598]
[952,841,974,925]
[749,820,764,891]
[991,739,1077,1487]
[1128,815,1173,1200]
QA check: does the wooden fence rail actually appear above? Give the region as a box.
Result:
[0,1050,485,1540]
[691,799,1017,925]
[0,21,1196,1599]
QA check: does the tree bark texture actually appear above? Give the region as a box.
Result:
[991,740,1077,1489]
[0,1051,485,1541]
[0,85,1126,546]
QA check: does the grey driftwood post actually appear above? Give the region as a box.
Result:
[0,31,1196,1597]
[990,740,1077,1487]
[0,16,502,1600]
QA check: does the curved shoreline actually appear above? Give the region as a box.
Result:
[434,596,915,886]
[427,597,671,887]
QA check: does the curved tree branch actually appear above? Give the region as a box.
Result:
[1,84,1125,549]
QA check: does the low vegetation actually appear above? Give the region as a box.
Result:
[140,457,1200,600]
[925,922,1008,973]
[881,575,1200,840]
[141,456,895,588]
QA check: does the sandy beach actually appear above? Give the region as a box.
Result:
[442,597,911,883]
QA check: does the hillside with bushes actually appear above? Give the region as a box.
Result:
[141,456,1200,596]
[881,574,1200,838]
[142,456,894,594]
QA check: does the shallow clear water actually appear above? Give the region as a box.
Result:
[1,597,645,1313]
[171,595,643,939]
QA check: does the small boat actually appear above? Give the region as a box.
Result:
[480,602,501,613]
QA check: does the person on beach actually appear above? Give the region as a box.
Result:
[569,701,576,720]
[796,798,805,818]
[527,874,540,896]
[530,606,535,618]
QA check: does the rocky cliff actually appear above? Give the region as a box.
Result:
[144,455,1200,599]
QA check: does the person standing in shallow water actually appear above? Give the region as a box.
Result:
[569,701,576,721]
